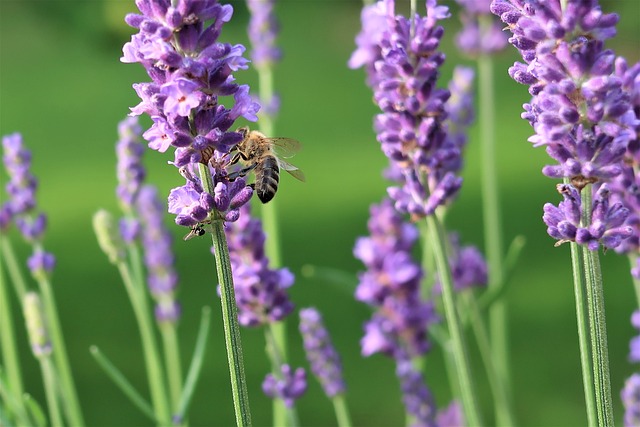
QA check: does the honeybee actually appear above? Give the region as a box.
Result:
[228,127,305,203]
[183,223,206,241]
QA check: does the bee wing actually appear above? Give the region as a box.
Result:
[269,137,301,159]
[278,158,306,182]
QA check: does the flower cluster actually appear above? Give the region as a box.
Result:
[354,198,437,358]
[350,0,463,218]
[137,185,181,323]
[490,0,638,182]
[299,308,346,398]
[543,183,632,250]
[395,353,437,426]
[247,0,281,69]
[491,0,640,250]
[622,374,640,427]
[223,203,294,327]
[116,117,145,214]
[262,364,307,408]
[122,0,259,227]
[2,133,55,277]
[433,233,488,294]
[454,0,508,57]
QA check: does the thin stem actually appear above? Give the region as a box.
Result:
[570,242,597,427]
[580,186,614,427]
[90,346,157,423]
[40,358,63,427]
[256,58,288,426]
[160,323,183,413]
[200,159,252,427]
[1,236,28,299]
[0,235,25,413]
[477,32,513,425]
[331,394,352,427]
[36,274,84,427]
[176,307,211,422]
[116,261,171,425]
[425,215,482,426]
[462,292,514,426]
[264,324,300,427]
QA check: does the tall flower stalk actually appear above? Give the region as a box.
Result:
[349,0,483,424]
[491,0,639,423]
[244,1,289,424]
[452,1,513,423]
[1,133,84,426]
[121,0,260,424]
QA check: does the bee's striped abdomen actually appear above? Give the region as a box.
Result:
[255,156,280,203]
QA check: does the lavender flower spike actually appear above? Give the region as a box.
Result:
[23,292,52,358]
[262,365,307,408]
[116,116,145,213]
[454,0,507,57]
[246,0,281,69]
[299,308,346,398]
[2,133,56,277]
[491,0,639,183]
[137,185,181,323]
[543,183,633,250]
[223,203,294,327]
[122,0,260,229]
[354,198,437,358]
[622,374,640,427]
[395,353,437,427]
[351,0,463,217]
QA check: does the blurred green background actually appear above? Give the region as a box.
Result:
[1,0,639,425]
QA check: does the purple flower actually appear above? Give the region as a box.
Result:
[168,157,253,226]
[351,0,465,217]
[299,308,346,398]
[224,203,294,327]
[543,183,633,250]
[433,233,487,293]
[629,310,640,363]
[137,185,181,323]
[246,0,282,69]
[27,249,56,278]
[2,133,36,216]
[622,374,640,427]
[116,116,145,212]
[454,0,508,56]
[354,198,438,358]
[395,353,437,427]
[491,0,639,183]
[122,0,260,227]
[262,364,307,408]
[436,401,465,427]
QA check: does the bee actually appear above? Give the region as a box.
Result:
[228,127,305,203]
[183,223,206,241]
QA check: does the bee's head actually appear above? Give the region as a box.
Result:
[236,126,250,140]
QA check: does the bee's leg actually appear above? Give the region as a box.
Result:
[228,163,258,181]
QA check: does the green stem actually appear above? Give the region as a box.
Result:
[425,215,482,426]
[199,161,252,427]
[90,346,157,423]
[115,261,171,425]
[1,237,28,300]
[462,292,514,426]
[40,358,63,427]
[256,59,288,426]
[580,186,614,427]
[0,236,25,414]
[629,255,640,308]
[331,394,352,427]
[36,274,84,427]
[477,36,513,425]
[264,325,299,427]
[569,242,597,427]
[160,323,183,414]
